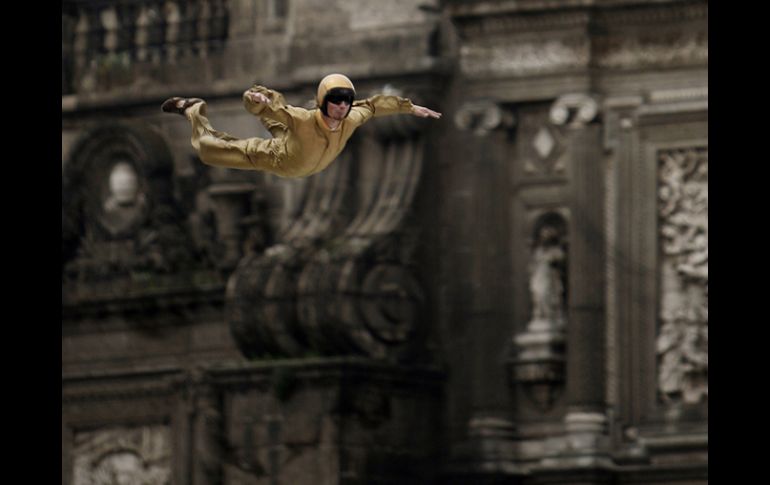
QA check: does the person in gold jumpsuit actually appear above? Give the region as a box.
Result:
[162,74,442,178]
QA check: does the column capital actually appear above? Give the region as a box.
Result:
[454,99,516,136]
[550,93,600,127]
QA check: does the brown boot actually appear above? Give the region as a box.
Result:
[161,97,204,116]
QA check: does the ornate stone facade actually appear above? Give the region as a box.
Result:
[63,0,708,484]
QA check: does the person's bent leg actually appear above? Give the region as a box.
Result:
[186,101,284,172]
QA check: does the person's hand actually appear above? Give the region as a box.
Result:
[412,105,442,119]
[247,92,271,104]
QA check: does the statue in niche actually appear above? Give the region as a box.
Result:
[62,124,211,287]
[97,161,148,238]
[528,214,567,332]
[510,213,568,407]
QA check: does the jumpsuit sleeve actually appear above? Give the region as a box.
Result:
[243,85,299,127]
[347,95,415,128]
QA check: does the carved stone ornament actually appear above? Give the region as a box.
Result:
[454,99,515,136]
[510,212,568,410]
[549,93,599,127]
[62,123,206,295]
[459,37,590,79]
[595,30,708,70]
[227,113,429,360]
[72,425,171,485]
[656,147,708,405]
[517,105,568,178]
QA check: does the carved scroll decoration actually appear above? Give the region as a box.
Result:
[296,136,426,359]
[656,147,708,405]
[550,93,599,127]
[454,100,515,137]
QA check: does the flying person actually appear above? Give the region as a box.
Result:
[161,73,442,178]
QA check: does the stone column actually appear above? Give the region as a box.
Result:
[452,100,520,471]
[544,94,611,470]
[189,368,224,485]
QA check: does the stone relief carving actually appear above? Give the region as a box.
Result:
[516,104,566,178]
[62,124,211,294]
[460,38,589,78]
[595,31,707,70]
[656,147,708,405]
[454,10,589,38]
[454,5,706,79]
[72,425,171,485]
[517,93,598,177]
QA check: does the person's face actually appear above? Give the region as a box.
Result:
[325,97,351,120]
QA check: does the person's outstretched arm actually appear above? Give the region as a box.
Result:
[411,105,442,119]
[243,85,302,127]
[348,94,441,127]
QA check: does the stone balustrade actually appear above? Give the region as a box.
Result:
[62,0,230,94]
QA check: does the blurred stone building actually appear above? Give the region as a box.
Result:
[62,0,707,483]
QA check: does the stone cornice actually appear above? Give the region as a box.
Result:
[62,366,182,403]
[447,0,702,18]
[454,0,707,80]
[63,358,445,404]
[206,357,446,390]
[62,276,225,320]
[592,0,707,26]
[454,10,590,38]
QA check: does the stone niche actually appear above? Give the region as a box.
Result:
[62,121,222,311]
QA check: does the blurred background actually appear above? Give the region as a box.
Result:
[62,0,707,483]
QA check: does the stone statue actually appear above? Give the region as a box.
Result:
[98,161,147,238]
[528,219,567,331]
[511,214,568,408]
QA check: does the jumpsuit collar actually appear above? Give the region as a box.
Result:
[314,110,343,132]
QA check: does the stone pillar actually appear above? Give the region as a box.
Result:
[544,94,611,470]
[452,100,520,471]
[188,368,224,485]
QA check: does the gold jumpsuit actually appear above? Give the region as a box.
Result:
[186,85,416,178]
